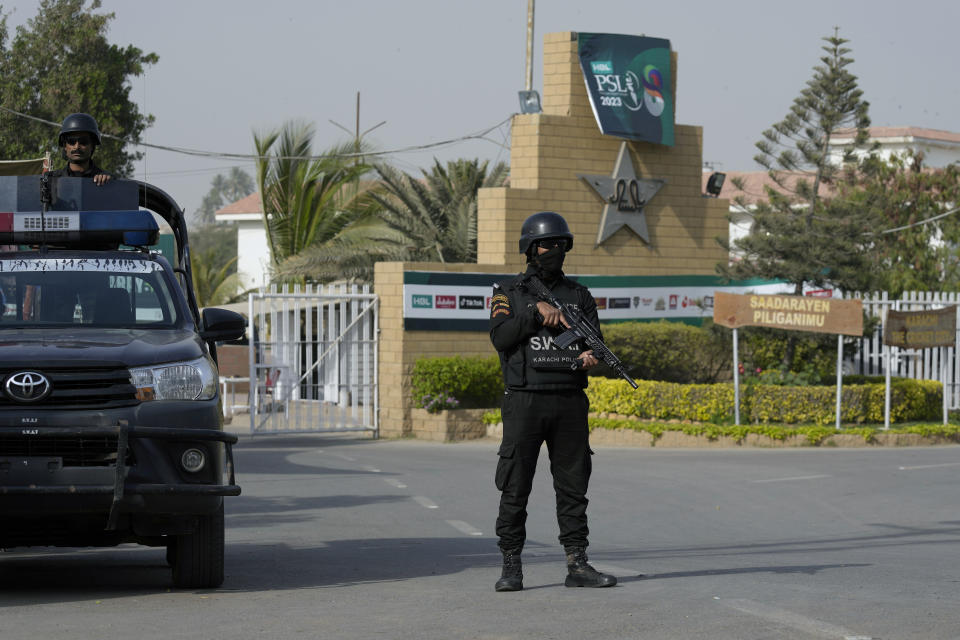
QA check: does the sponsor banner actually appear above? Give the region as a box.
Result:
[577,32,674,145]
[884,306,957,348]
[713,292,863,336]
[403,271,792,331]
[459,295,485,310]
[411,294,432,308]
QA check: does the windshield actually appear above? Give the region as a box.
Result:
[0,256,180,328]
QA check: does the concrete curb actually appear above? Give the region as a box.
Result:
[487,422,960,448]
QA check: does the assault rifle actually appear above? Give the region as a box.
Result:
[526,275,638,389]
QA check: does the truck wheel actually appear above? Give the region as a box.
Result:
[171,504,225,588]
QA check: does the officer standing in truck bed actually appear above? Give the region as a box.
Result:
[47,113,111,185]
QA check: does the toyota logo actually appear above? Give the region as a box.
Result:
[5,371,51,403]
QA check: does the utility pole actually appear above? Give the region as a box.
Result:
[525,0,535,91]
[329,92,386,166]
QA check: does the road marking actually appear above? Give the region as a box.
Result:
[898,462,960,471]
[752,474,831,483]
[332,452,356,462]
[413,496,438,509]
[720,598,871,639]
[364,465,381,473]
[384,478,407,489]
[446,520,483,536]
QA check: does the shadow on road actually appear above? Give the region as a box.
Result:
[226,493,408,527]
[640,563,871,580]
[3,517,953,603]
[636,520,960,559]
[0,535,499,602]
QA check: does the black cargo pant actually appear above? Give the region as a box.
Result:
[495,388,592,551]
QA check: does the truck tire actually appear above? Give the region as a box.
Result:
[171,504,225,588]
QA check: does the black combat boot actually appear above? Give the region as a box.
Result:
[494,547,523,592]
[564,546,617,588]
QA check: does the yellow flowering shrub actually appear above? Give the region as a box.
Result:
[585,377,941,425]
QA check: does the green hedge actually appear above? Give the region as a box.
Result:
[585,377,942,425]
[592,321,856,385]
[590,321,729,383]
[413,354,942,425]
[411,355,503,411]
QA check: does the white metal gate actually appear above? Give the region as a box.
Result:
[849,291,960,409]
[247,283,378,436]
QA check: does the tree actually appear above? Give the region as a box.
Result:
[190,222,238,281]
[190,250,245,308]
[271,214,409,284]
[372,158,509,263]
[838,152,960,295]
[0,0,157,176]
[254,120,403,283]
[718,29,874,369]
[194,167,255,227]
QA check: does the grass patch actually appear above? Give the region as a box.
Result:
[480,408,960,446]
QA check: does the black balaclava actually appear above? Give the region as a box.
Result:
[530,245,566,282]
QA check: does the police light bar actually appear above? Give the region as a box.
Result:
[0,210,159,246]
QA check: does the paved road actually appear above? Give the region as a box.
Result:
[2,436,960,639]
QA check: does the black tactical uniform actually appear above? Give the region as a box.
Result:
[491,266,597,547]
[46,161,109,179]
[489,211,616,591]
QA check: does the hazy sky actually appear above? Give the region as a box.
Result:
[4,0,959,217]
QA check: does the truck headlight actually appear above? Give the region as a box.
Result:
[130,356,217,401]
[180,447,207,473]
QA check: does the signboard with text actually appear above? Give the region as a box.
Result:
[884,306,957,348]
[713,292,863,336]
[577,32,674,145]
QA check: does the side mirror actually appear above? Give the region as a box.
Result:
[200,307,246,343]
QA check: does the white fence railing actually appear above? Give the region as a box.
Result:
[848,291,960,409]
[248,283,378,436]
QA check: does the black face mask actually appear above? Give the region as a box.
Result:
[532,246,565,280]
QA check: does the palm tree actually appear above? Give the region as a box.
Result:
[372,158,509,263]
[254,120,400,279]
[271,203,411,283]
[190,250,246,307]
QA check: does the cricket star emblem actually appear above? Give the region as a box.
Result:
[578,141,665,246]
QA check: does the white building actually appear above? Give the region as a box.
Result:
[830,126,960,168]
[214,192,271,291]
[704,126,960,253]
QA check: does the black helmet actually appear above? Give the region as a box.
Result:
[519,211,573,254]
[58,113,102,146]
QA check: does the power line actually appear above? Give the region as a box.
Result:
[877,206,960,234]
[0,106,513,161]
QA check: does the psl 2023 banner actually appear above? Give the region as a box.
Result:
[577,32,674,146]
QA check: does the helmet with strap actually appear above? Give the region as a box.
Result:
[518,211,573,254]
[58,113,102,146]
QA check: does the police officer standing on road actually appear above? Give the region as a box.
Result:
[489,211,617,592]
[47,113,111,185]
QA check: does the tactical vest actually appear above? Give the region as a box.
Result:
[497,275,590,391]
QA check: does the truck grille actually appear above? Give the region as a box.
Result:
[0,364,137,409]
[0,434,135,467]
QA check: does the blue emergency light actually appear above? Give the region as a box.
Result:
[0,210,159,246]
